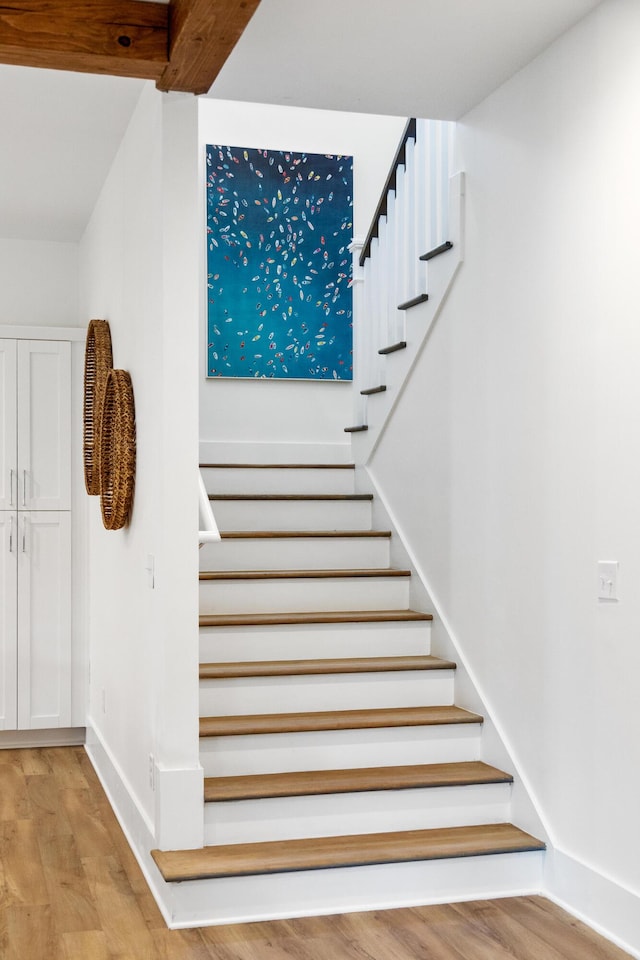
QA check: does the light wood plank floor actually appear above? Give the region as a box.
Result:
[0,746,632,960]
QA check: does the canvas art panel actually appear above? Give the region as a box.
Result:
[206,144,354,380]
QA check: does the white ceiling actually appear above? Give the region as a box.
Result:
[0,66,146,242]
[210,0,603,118]
[0,0,602,243]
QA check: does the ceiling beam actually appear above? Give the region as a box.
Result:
[0,0,260,93]
[0,1,169,81]
[158,0,261,95]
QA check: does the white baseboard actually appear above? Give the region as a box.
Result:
[84,719,173,927]
[361,462,550,847]
[80,728,639,951]
[0,726,85,749]
[545,846,640,959]
[199,440,352,464]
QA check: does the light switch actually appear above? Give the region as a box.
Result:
[597,561,618,601]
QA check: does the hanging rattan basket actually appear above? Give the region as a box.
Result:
[83,319,113,495]
[100,369,136,530]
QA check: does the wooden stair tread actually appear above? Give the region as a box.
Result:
[151,823,544,881]
[199,705,482,738]
[419,240,453,261]
[199,568,411,581]
[200,463,355,470]
[209,493,373,501]
[199,655,455,680]
[219,530,392,540]
[398,293,429,310]
[204,761,513,802]
[378,341,407,355]
[199,609,433,628]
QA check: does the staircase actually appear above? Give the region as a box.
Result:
[151,460,544,926]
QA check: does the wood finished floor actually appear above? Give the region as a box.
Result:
[0,746,632,960]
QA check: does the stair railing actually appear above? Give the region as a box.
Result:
[350,117,457,429]
[199,469,220,545]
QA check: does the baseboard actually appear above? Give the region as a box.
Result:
[0,726,85,749]
[199,440,352,465]
[360,462,550,848]
[545,847,640,959]
[84,718,174,927]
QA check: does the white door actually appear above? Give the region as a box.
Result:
[0,512,18,729]
[17,340,71,511]
[0,340,17,511]
[17,511,71,729]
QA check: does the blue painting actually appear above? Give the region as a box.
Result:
[206,145,353,380]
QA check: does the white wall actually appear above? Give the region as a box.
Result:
[198,100,406,456]
[0,238,78,325]
[369,0,640,950]
[79,85,201,851]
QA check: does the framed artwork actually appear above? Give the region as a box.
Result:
[206,144,353,380]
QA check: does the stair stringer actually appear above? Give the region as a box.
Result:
[351,171,465,459]
[354,459,551,852]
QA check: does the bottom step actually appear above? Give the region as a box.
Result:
[152,823,544,882]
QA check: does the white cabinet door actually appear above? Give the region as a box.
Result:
[0,341,17,511]
[17,511,71,729]
[17,340,71,511]
[0,512,18,729]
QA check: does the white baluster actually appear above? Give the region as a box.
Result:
[414,121,428,289]
[386,188,400,342]
[403,139,416,300]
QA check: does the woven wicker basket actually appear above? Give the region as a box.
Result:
[83,319,113,495]
[100,369,136,531]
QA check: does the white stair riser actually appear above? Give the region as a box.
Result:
[204,783,512,845]
[199,537,390,571]
[211,499,372,532]
[165,851,545,927]
[200,723,481,777]
[199,620,432,662]
[199,671,454,716]
[202,467,355,496]
[199,576,410,616]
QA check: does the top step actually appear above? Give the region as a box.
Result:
[201,464,356,496]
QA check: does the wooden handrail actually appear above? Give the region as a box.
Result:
[359,118,417,267]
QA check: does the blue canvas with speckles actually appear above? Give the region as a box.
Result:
[206,145,353,380]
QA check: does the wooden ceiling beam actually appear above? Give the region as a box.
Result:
[0,0,261,93]
[158,0,261,95]
[0,1,169,81]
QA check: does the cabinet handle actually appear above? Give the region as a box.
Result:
[9,515,14,553]
[22,470,27,507]
[22,516,27,554]
[9,468,15,507]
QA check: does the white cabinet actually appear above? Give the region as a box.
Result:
[0,339,72,731]
[0,339,17,511]
[1,339,71,511]
[0,512,18,728]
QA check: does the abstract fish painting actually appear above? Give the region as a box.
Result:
[206,145,353,380]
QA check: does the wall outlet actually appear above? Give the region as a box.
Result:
[145,554,155,589]
[149,753,155,791]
